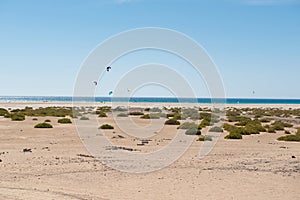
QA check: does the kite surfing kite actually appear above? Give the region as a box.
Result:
[108,91,113,96]
[106,66,111,72]
[93,81,98,86]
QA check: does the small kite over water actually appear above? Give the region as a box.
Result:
[108,91,113,96]
[93,81,98,86]
[106,66,111,72]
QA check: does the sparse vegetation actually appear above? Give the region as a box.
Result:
[197,135,213,141]
[113,106,128,112]
[0,108,9,116]
[177,122,198,129]
[98,112,107,118]
[165,118,180,125]
[34,122,53,128]
[80,116,89,120]
[117,113,128,117]
[58,118,72,124]
[129,111,144,116]
[99,124,114,129]
[96,106,111,113]
[185,128,201,135]
[140,113,161,119]
[198,119,212,129]
[11,113,25,121]
[209,126,223,132]
[225,132,242,139]
[44,119,51,122]
[277,134,300,142]
[284,130,291,134]
[32,118,38,121]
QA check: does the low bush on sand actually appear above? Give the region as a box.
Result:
[98,112,107,118]
[11,113,25,121]
[0,108,9,116]
[197,135,213,141]
[209,126,223,132]
[58,118,72,124]
[34,122,53,128]
[185,128,201,135]
[277,135,300,142]
[129,111,144,116]
[177,122,198,129]
[140,113,161,119]
[224,132,242,139]
[99,124,114,129]
[165,118,180,125]
[80,116,89,120]
[117,113,128,117]
[198,119,212,129]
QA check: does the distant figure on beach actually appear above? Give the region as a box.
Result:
[106,66,111,72]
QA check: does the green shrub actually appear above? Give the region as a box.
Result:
[113,106,128,112]
[117,113,128,117]
[11,113,25,121]
[98,112,107,118]
[284,130,291,134]
[271,121,292,130]
[4,113,11,118]
[244,120,266,134]
[225,132,242,139]
[99,124,114,129]
[198,119,212,129]
[182,108,199,119]
[260,118,271,123]
[149,107,162,113]
[197,135,213,141]
[34,122,53,128]
[80,116,89,120]
[129,111,144,116]
[296,128,300,136]
[44,119,51,122]
[267,126,276,133]
[96,106,111,113]
[166,113,175,118]
[141,113,160,119]
[200,112,219,123]
[178,122,198,129]
[173,113,186,120]
[185,128,201,135]
[165,118,180,125]
[58,118,72,124]
[277,135,300,142]
[32,118,38,121]
[0,108,9,116]
[209,126,223,132]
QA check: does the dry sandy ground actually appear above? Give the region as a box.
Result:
[0,103,299,200]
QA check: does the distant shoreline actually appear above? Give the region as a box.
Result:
[1,96,300,105]
[1,101,300,110]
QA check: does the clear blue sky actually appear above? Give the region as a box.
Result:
[0,0,299,98]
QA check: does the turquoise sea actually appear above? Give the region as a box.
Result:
[0,96,300,104]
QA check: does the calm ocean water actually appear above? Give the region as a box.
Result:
[0,96,300,104]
